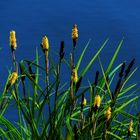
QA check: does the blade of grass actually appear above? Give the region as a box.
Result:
[98,56,112,100]
[98,39,124,92]
[0,127,10,140]
[80,38,109,77]
[114,95,140,113]
[120,67,138,91]
[76,39,91,71]
[106,131,123,140]
[32,48,39,118]
[0,116,22,140]
[20,63,43,93]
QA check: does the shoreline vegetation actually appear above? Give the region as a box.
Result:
[0,24,139,140]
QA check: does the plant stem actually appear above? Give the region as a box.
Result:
[12,50,16,65]
[53,59,61,127]
[14,84,23,139]
[72,46,75,65]
[44,50,52,130]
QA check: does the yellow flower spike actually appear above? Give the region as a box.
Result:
[71,67,78,83]
[82,97,87,106]
[41,36,49,50]
[10,30,17,50]
[93,95,101,108]
[128,119,133,133]
[104,106,111,121]
[65,131,72,140]
[9,72,18,86]
[72,24,78,40]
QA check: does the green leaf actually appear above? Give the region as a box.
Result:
[0,127,10,140]
[114,95,140,113]
[106,39,123,74]
[32,48,39,118]
[76,39,91,71]
[19,62,43,93]
[0,116,22,140]
[66,114,74,136]
[98,39,123,92]
[120,67,138,90]
[80,38,109,77]
[98,56,112,100]
[106,131,123,140]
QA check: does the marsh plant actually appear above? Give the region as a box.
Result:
[0,24,139,140]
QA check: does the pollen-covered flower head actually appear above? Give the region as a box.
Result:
[104,106,111,121]
[71,67,78,83]
[72,24,78,40]
[82,97,87,106]
[41,36,49,50]
[10,30,17,50]
[128,119,133,133]
[9,72,18,86]
[94,95,101,108]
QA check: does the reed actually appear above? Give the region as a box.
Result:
[0,25,139,140]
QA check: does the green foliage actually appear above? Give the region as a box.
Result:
[0,36,139,140]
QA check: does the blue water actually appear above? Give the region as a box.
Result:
[0,0,140,122]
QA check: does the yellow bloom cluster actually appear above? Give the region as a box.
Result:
[94,95,101,108]
[104,106,111,121]
[41,36,49,50]
[65,131,72,140]
[10,31,17,50]
[9,72,18,85]
[82,97,87,106]
[128,119,133,133]
[72,24,78,40]
[71,67,78,83]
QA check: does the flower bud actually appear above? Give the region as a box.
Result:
[125,58,135,78]
[72,24,78,40]
[93,95,101,109]
[10,30,17,50]
[9,72,18,85]
[59,41,65,60]
[71,67,78,83]
[72,24,78,47]
[128,119,133,134]
[65,131,72,140]
[104,106,111,121]
[82,97,87,106]
[41,36,49,51]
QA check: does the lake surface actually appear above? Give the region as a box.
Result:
[0,0,140,122]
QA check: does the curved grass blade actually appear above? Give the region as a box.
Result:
[76,39,91,71]
[32,48,39,118]
[19,63,43,93]
[80,38,109,77]
[0,116,22,140]
[114,95,140,113]
[98,39,124,92]
[120,67,138,91]
[0,127,10,140]
[106,131,123,140]
[98,56,112,100]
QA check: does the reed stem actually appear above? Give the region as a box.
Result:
[44,50,52,130]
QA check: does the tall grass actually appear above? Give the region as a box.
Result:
[0,25,139,140]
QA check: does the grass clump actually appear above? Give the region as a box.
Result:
[0,25,139,140]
